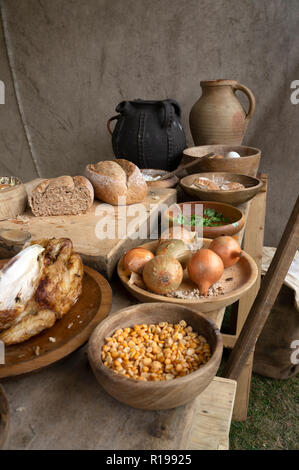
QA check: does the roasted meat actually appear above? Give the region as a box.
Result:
[0,238,83,345]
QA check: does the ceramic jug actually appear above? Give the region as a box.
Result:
[107,99,186,171]
[189,80,256,146]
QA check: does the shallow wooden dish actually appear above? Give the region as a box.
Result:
[0,261,112,378]
[0,385,9,449]
[117,240,258,313]
[0,177,27,221]
[141,169,179,188]
[182,145,261,177]
[88,302,223,410]
[180,172,263,206]
[164,200,245,238]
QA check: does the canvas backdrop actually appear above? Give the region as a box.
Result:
[0,0,298,246]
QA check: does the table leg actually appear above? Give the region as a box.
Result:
[232,175,267,421]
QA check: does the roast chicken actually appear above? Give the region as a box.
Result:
[0,238,83,345]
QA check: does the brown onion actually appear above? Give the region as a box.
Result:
[155,239,191,268]
[187,249,224,296]
[123,248,154,274]
[159,227,194,245]
[209,236,241,268]
[143,255,183,295]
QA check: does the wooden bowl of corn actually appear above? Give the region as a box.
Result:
[88,302,223,410]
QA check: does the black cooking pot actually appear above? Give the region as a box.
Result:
[107,99,186,171]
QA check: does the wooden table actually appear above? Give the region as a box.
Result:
[0,178,267,447]
[0,278,236,450]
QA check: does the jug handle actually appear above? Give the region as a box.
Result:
[107,115,118,136]
[233,83,256,122]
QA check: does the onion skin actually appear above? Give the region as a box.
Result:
[159,227,194,245]
[156,239,190,268]
[123,248,154,274]
[143,255,183,295]
[187,249,224,296]
[209,236,241,268]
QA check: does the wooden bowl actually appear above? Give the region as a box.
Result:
[0,177,27,221]
[88,302,223,410]
[180,172,263,206]
[164,201,245,238]
[117,240,258,313]
[141,169,178,188]
[0,261,112,378]
[0,385,9,449]
[182,145,261,177]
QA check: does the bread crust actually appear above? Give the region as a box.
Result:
[29,176,94,216]
[84,159,148,205]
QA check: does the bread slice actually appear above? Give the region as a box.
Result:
[84,159,148,205]
[29,176,94,216]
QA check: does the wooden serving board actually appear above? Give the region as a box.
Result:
[0,262,112,378]
[0,183,177,279]
[0,384,9,449]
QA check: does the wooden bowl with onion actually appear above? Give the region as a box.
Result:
[180,172,263,206]
[164,201,245,238]
[182,145,261,177]
[88,302,223,410]
[117,240,258,313]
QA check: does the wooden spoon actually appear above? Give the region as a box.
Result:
[157,152,215,181]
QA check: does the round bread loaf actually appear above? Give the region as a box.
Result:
[84,159,148,205]
[29,176,94,216]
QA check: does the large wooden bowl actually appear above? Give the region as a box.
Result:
[0,385,9,449]
[164,201,245,238]
[182,145,261,177]
[88,302,223,410]
[180,172,263,206]
[0,261,112,378]
[117,240,258,313]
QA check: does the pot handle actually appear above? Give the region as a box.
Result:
[107,115,119,136]
[233,83,256,123]
[162,101,175,128]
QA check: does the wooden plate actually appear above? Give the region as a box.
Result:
[180,172,263,206]
[0,384,9,449]
[0,262,112,378]
[118,240,258,313]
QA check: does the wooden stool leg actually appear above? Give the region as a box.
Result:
[232,350,254,421]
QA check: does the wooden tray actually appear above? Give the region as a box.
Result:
[118,240,258,313]
[0,384,9,449]
[0,262,112,378]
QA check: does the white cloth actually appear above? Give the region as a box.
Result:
[262,247,299,311]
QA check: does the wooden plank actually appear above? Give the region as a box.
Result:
[236,176,268,336]
[0,187,177,278]
[187,377,236,450]
[223,194,299,381]
[231,176,267,421]
[222,334,236,349]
